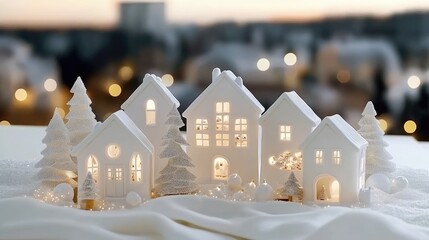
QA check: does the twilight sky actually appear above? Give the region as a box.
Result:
[0,0,429,28]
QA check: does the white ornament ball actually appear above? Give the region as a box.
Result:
[391,176,409,193]
[254,180,273,201]
[366,174,391,193]
[227,173,242,192]
[243,180,257,197]
[53,183,74,202]
[126,192,142,207]
[232,190,248,201]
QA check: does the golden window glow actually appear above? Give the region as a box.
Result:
[235,134,247,147]
[87,155,99,183]
[214,157,228,180]
[196,133,209,146]
[196,119,208,131]
[146,99,156,125]
[316,150,323,164]
[333,150,341,165]
[130,154,142,182]
[107,168,113,180]
[216,134,229,146]
[107,145,120,158]
[280,125,291,141]
[115,168,123,180]
[268,156,276,166]
[216,102,230,131]
[234,118,247,131]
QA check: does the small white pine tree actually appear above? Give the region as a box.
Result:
[34,109,77,188]
[358,101,395,177]
[318,185,327,200]
[277,172,303,201]
[79,171,98,200]
[155,106,198,196]
[66,77,97,151]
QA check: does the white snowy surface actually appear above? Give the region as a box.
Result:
[1,126,429,239]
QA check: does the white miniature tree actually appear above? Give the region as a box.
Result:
[65,77,97,152]
[34,109,77,188]
[79,171,98,200]
[155,106,198,196]
[318,185,327,200]
[358,101,395,177]
[277,172,303,201]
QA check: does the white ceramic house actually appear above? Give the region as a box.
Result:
[259,91,320,188]
[183,68,264,184]
[121,74,179,181]
[301,114,367,205]
[72,110,154,201]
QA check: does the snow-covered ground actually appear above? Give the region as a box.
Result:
[1,126,429,239]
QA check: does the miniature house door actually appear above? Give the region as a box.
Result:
[213,156,229,180]
[106,166,124,197]
[314,175,339,202]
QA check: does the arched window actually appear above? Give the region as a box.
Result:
[146,99,156,125]
[213,157,229,180]
[315,175,339,202]
[87,155,99,183]
[130,154,142,182]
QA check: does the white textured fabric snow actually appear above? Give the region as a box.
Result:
[1,196,429,240]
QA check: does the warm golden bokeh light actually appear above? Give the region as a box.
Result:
[44,78,57,92]
[118,66,134,81]
[161,74,174,87]
[56,108,66,118]
[108,84,122,97]
[284,52,297,66]
[404,120,417,134]
[407,75,421,89]
[257,58,270,71]
[378,118,388,132]
[337,69,350,83]
[0,120,11,126]
[15,88,28,101]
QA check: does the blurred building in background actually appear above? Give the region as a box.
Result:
[0,1,428,140]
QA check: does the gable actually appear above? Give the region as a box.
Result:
[183,70,264,118]
[121,74,179,110]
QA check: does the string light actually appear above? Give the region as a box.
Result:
[284,52,297,66]
[44,78,57,92]
[161,74,174,87]
[337,69,350,83]
[257,58,270,71]
[15,88,28,101]
[404,120,417,134]
[407,75,421,89]
[118,66,134,81]
[108,84,122,97]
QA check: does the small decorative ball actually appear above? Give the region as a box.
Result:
[227,173,242,192]
[391,176,409,193]
[243,180,257,197]
[366,174,391,193]
[232,190,248,201]
[254,180,273,201]
[126,192,142,207]
[53,183,74,202]
[210,186,226,199]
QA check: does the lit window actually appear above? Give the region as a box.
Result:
[214,157,228,180]
[130,154,142,182]
[196,133,209,146]
[333,150,341,165]
[87,155,99,183]
[107,145,120,158]
[107,168,113,180]
[235,134,247,147]
[115,168,123,180]
[280,125,291,141]
[316,150,323,164]
[216,102,230,131]
[216,134,229,146]
[196,119,208,131]
[268,156,276,166]
[234,118,247,131]
[146,99,156,125]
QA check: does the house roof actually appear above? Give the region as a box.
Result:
[71,110,154,156]
[259,91,321,125]
[300,114,367,150]
[182,69,264,118]
[121,74,179,110]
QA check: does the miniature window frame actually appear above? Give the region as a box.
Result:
[196,118,209,131]
[280,125,291,141]
[130,154,142,182]
[332,150,341,165]
[196,133,209,147]
[146,99,156,125]
[315,150,323,164]
[87,155,99,183]
[216,133,229,147]
[215,102,230,131]
[107,144,121,158]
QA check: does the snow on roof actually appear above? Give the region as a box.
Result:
[71,110,154,156]
[183,69,264,117]
[301,114,367,150]
[259,91,320,125]
[121,74,179,110]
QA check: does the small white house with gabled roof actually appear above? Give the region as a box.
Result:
[183,68,264,184]
[259,91,320,188]
[121,74,179,181]
[301,114,367,205]
[72,110,154,201]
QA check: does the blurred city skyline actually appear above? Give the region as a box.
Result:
[1,0,429,28]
